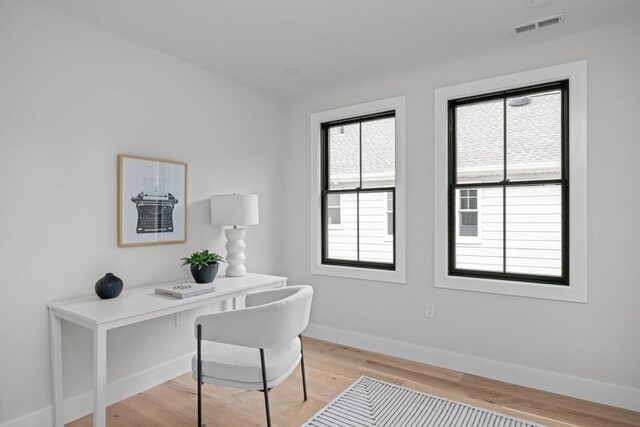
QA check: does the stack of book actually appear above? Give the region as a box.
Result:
[155,282,216,299]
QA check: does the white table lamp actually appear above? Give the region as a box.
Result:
[210,194,259,277]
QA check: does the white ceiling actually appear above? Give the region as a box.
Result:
[40,0,639,100]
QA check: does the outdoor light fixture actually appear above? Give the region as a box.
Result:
[508,96,531,107]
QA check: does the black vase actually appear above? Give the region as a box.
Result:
[95,273,124,299]
[190,263,219,284]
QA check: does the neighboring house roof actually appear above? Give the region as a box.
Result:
[456,90,561,179]
[329,117,395,186]
[328,90,561,186]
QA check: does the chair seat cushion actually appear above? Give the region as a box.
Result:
[192,337,301,386]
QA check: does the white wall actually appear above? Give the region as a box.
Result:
[283,19,640,407]
[0,1,284,424]
[1,1,638,423]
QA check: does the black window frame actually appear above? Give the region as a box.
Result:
[448,80,569,286]
[321,110,396,271]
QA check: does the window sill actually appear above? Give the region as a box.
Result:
[311,262,406,284]
[434,272,586,303]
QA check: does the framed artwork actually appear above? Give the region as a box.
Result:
[118,154,187,247]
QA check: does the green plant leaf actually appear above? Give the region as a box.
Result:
[180,249,225,268]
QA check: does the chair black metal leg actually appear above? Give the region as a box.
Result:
[299,334,308,401]
[197,325,202,427]
[259,349,272,427]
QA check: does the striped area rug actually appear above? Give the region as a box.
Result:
[303,376,544,427]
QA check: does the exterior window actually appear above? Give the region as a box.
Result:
[448,81,569,285]
[327,194,341,225]
[386,192,394,237]
[458,189,478,237]
[321,111,395,269]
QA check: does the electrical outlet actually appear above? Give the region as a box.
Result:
[175,312,185,327]
[425,303,435,319]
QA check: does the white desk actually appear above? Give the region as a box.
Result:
[48,273,287,427]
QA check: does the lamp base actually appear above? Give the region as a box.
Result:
[225,228,247,277]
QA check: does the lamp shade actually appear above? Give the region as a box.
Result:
[210,194,259,226]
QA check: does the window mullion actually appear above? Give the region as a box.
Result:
[357,120,362,262]
[356,191,360,262]
[502,97,507,274]
[455,178,564,189]
[359,120,362,189]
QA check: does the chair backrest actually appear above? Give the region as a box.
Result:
[196,285,313,349]
[246,285,313,344]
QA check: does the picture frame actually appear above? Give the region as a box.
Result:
[117,154,188,247]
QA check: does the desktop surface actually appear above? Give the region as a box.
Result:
[48,273,287,325]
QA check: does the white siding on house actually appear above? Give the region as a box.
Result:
[455,185,562,276]
[327,192,393,263]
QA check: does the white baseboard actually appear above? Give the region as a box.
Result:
[305,323,640,412]
[1,352,194,427]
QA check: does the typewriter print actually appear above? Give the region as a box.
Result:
[131,178,178,234]
[118,155,187,247]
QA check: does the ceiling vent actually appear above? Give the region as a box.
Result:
[512,13,565,34]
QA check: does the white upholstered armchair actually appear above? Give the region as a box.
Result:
[193,285,313,427]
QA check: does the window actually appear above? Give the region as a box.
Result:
[458,188,479,238]
[385,192,394,237]
[327,193,342,226]
[310,96,406,284]
[449,81,568,285]
[434,61,587,302]
[321,111,395,269]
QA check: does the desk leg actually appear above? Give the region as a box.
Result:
[232,297,237,310]
[49,309,65,427]
[93,326,107,427]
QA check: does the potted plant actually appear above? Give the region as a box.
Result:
[181,249,225,284]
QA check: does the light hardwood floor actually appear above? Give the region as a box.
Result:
[68,337,640,427]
